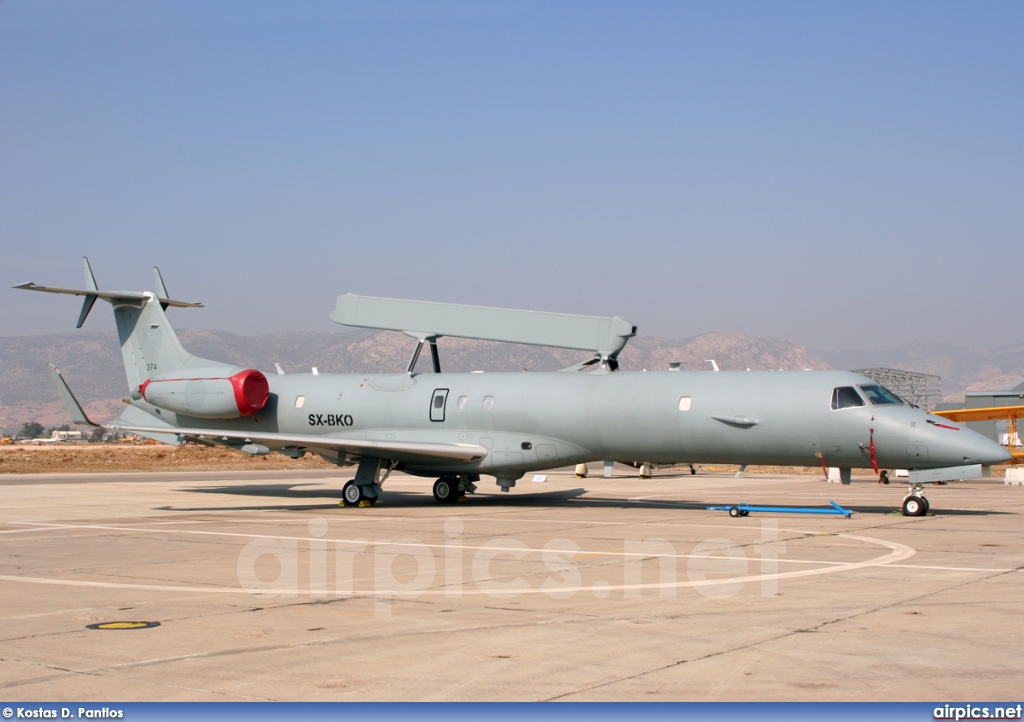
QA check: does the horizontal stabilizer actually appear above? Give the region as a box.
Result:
[14,282,202,309]
[331,293,636,360]
[14,258,201,326]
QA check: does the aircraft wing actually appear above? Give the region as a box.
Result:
[933,406,1024,423]
[118,405,185,447]
[106,423,489,464]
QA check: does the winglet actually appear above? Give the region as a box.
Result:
[83,257,98,291]
[48,364,100,427]
[153,267,170,311]
[76,257,99,328]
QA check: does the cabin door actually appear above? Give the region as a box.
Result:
[430,388,449,422]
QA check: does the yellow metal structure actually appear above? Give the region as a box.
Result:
[934,405,1024,462]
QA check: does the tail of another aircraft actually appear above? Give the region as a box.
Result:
[14,258,230,393]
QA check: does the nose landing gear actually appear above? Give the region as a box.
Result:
[901,483,930,516]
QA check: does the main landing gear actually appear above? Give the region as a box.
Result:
[342,479,377,507]
[432,475,477,504]
[340,456,391,508]
[339,459,484,507]
[901,483,930,517]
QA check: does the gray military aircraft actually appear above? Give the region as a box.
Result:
[15,259,1011,516]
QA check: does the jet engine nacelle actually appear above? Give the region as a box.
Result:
[139,367,269,419]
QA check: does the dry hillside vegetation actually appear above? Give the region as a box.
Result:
[0,443,335,474]
[1,443,831,476]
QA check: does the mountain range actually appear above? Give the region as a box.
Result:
[0,328,1020,431]
[816,342,1024,403]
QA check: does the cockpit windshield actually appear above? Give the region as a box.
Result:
[858,384,903,405]
[830,386,865,410]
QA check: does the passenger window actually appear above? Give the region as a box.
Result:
[678,396,692,411]
[457,395,469,409]
[831,386,865,410]
[858,384,902,405]
[483,396,494,409]
[295,396,305,408]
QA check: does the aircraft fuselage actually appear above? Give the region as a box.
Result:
[20,262,1012,511]
[143,368,1006,477]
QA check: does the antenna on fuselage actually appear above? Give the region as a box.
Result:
[330,294,636,373]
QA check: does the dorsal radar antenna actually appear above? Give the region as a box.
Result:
[330,293,637,371]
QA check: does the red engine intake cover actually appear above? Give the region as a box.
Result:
[139,368,270,419]
[230,369,270,416]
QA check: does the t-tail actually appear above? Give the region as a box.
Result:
[14,257,236,393]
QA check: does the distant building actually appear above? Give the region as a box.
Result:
[853,367,942,410]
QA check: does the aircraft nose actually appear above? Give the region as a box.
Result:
[960,431,1012,466]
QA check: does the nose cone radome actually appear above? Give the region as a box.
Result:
[959,430,1012,466]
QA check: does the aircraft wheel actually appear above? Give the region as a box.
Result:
[341,480,364,507]
[740,510,750,517]
[729,506,741,518]
[433,477,459,503]
[901,495,927,517]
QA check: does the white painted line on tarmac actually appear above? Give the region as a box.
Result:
[0,521,921,597]
[0,533,913,597]
[884,563,1019,572]
[7,520,849,562]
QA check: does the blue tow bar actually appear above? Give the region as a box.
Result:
[707,501,851,519]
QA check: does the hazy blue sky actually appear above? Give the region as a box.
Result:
[2,0,1021,351]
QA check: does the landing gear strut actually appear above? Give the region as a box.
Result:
[340,456,391,507]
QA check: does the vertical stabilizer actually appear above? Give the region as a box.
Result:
[113,294,228,390]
